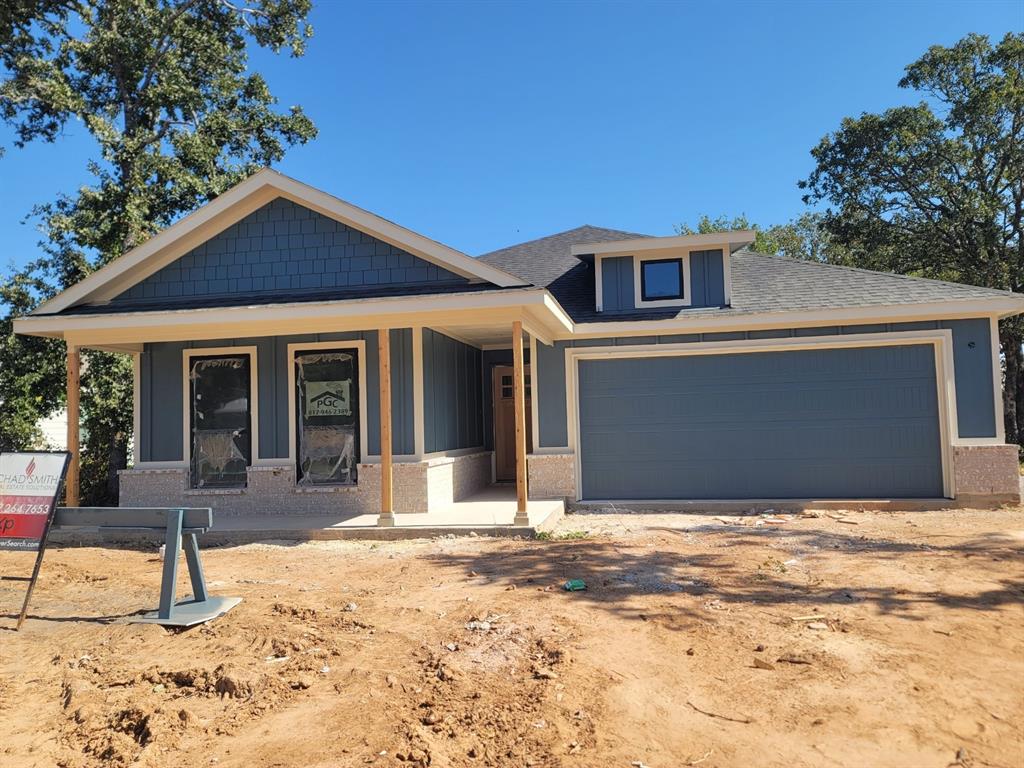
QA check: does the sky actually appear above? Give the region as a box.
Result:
[0,0,1020,273]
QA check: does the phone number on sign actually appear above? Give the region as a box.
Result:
[0,501,51,515]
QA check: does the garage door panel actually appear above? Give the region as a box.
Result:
[577,345,944,500]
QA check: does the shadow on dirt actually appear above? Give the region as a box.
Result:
[426,523,1024,626]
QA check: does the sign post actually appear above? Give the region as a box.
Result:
[0,451,71,630]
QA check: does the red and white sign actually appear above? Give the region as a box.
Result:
[0,453,69,551]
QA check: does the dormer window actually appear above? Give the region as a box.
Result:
[633,252,692,308]
[640,258,685,302]
[571,230,753,312]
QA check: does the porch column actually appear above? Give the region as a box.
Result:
[512,320,529,526]
[66,343,80,507]
[377,329,395,527]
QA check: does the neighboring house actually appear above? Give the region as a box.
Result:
[14,169,1022,526]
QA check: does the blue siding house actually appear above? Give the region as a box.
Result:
[15,170,1023,526]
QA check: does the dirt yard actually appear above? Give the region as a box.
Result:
[1,507,1022,768]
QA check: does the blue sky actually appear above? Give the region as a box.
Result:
[0,0,1020,272]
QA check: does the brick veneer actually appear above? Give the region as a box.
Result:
[119,451,493,517]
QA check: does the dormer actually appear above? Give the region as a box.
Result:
[571,231,756,313]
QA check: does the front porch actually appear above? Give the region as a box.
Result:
[69,312,569,528]
[199,486,564,543]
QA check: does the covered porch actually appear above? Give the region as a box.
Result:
[40,295,571,530]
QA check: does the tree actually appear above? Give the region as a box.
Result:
[800,32,1023,443]
[676,212,852,263]
[0,0,317,504]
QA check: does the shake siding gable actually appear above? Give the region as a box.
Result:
[113,198,468,304]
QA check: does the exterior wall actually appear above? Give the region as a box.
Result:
[114,197,467,305]
[528,453,576,500]
[422,329,484,453]
[139,329,415,463]
[535,318,998,449]
[424,451,491,509]
[952,445,1020,505]
[599,249,726,314]
[120,451,492,516]
[601,256,634,312]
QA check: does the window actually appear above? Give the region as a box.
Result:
[640,258,684,301]
[295,350,360,485]
[500,374,530,400]
[189,354,251,488]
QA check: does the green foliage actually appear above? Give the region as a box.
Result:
[800,32,1023,441]
[800,32,1022,289]
[676,211,852,264]
[0,0,317,503]
[0,269,64,450]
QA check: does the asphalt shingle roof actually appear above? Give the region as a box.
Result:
[478,226,1016,323]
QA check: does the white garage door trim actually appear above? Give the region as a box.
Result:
[564,330,959,502]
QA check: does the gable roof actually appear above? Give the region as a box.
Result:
[479,227,1022,323]
[33,169,526,315]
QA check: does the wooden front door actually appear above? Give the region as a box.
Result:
[493,365,532,482]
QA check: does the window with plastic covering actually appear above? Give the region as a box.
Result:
[294,350,360,485]
[189,355,252,488]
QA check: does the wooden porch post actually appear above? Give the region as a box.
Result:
[66,344,81,507]
[512,320,529,526]
[377,329,395,527]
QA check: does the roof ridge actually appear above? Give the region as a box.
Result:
[735,248,1015,297]
[478,224,649,259]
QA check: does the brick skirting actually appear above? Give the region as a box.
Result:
[952,444,1020,506]
[119,451,493,516]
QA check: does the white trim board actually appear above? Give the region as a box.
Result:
[570,230,756,256]
[632,250,693,309]
[285,340,369,473]
[131,352,141,466]
[990,316,1007,443]
[562,330,963,503]
[34,168,526,315]
[568,300,1023,338]
[181,345,260,487]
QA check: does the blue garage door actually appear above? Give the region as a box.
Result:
[577,344,944,500]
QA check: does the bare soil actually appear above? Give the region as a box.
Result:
[1,507,1022,768]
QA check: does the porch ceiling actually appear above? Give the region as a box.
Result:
[433,324,522,347]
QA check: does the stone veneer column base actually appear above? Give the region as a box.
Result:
[527,453,576,501]
[118,451,493,517]
[953,444,1021,507]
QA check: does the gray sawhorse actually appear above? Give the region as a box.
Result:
[54,507,241,627]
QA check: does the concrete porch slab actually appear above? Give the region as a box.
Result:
[50,487,565,545]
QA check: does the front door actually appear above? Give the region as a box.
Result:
[493,365,532,482]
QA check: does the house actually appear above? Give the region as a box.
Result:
[14,169,1022,528]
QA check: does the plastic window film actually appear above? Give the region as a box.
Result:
[191,357,249,488]
[296,352,357,486]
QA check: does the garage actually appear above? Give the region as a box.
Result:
[576,343,945,500]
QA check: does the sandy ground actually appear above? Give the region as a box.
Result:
[1,507,1022,768]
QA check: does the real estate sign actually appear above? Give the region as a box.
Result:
[0,452,70,551]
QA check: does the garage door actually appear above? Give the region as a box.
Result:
[577,344,944,500]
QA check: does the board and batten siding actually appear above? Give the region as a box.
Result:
[138,330,415,463]
[114,197,467,305]
[600,249,726,313]
[422,329,484,453]
[534,318,997,448]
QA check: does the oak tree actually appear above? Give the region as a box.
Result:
[0,0,317,503]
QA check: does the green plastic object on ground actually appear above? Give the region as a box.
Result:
[563,579,587,591]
